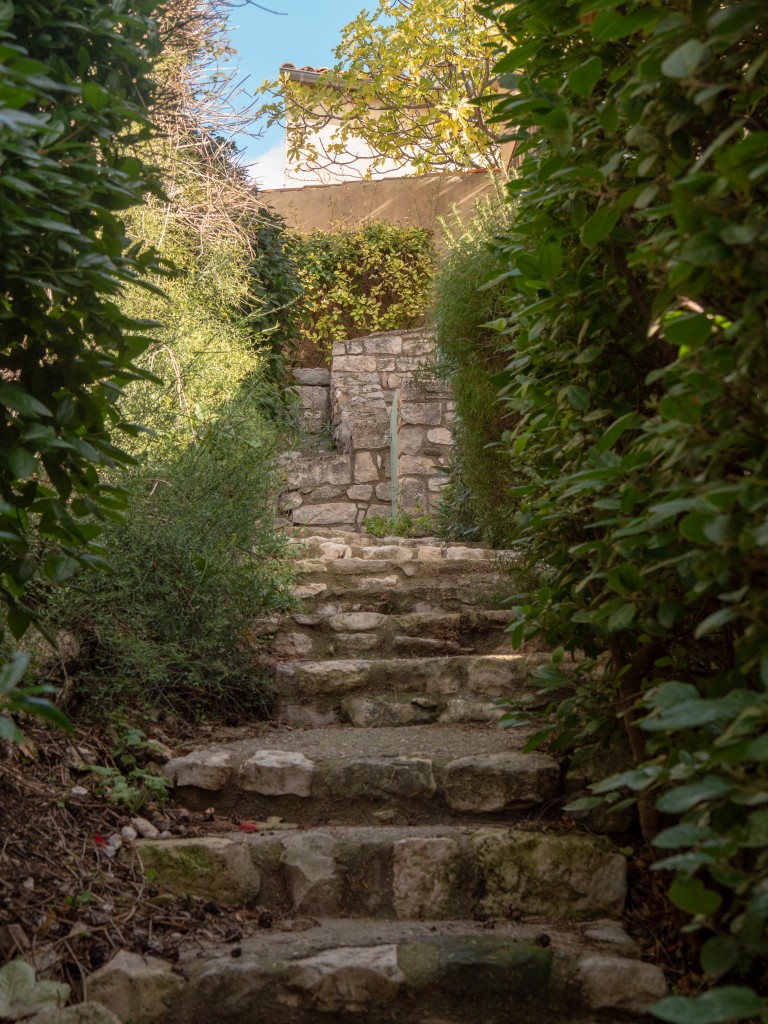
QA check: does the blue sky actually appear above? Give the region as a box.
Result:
[227,0,365,188]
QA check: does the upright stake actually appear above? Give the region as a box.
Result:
[390,388,400,519]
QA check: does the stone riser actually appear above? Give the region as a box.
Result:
[277,692,508,730]
[292,556,504,580]
[272,628,508,660]
[165,746,561,826]
[272,653,549,704]
[88,923,667,1024]
[136,825,626,922]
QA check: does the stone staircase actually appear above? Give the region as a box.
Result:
[87,529,666,1023]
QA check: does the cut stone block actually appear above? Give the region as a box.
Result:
[578,954,667,1015]
[281,452,351,489]
[238,750,315,797]
[327,612,388,632]
[326,757,436,801]
[137,837,261,905]
[354,451,379,482]
[292,368,330,386]
[295,385,330,434]
[393,837,462,919]
[363,334,403,355]
[293,503,358,526]
[443,752,560,812]
[400,403,443,426]
[427,428,453,445]
[347,484,373,500]
[88,952,183,1024]
[473,830,627,919]
[280,945,404,1014]
[281,833,340,915]
[163,749,234,791]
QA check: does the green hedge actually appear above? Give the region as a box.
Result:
[477,0,768,1019]
[288,222,435,365]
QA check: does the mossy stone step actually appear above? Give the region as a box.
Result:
[87,920,667,1024]
[136,824,627,922]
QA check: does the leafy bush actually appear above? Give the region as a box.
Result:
[288,223,435,366]
[480,0,768,1017]
[432,200,519,546]
[42,396,292,720]
[0,0,164,737]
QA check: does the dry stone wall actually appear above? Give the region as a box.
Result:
[279,328,453,529]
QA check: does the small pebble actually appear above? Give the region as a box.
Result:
[121,826,138,843]
[22,877,34,891]
[69,786,89,798]
[131,816,160,839]
[106,834,122,850]
[159,830,171,840]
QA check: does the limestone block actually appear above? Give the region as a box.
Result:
[279,490,303,512]
[354,451,379,482]
[398,426,428,455]
[316,541,352,560]
[88,952,183,1023]
[359,545,413,561]
[328,757,436,800]
[347,484,373,500]
[438,699,504,724]
[292,582,328,599]
[341,697,430,728]
[137,837,261,905]
[362,334,403,355]
[472,830,627,919]
[281,452,351,490]
[308,485,346,502]
[577,955,667,1015]
[238,750,315,797]
[332,355,381,373]
[269,631,315,660]
[295,385,330,434]
[365,504,392,520]
[400,403,443,427]
[400,455,437,476]
[427,428,453,445]
[335,633,381,655]
[327,612,387,632]
[293,503,358,526]
[281,833,340,914]
[428,475,450,491]
[375,482,392,501]
[399,477,429,515]
[443,752,560,812]
[392,837,462,919]
[292,368,330,386]
[163,748,235,791]
[401,330,436,355]
[331,340,347,357]
[394,355,428,371]
[280,945,404,1014]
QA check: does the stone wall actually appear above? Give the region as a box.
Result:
[279,328,453,529]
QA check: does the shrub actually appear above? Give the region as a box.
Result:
[432,199,519,546]
[288,222,435,366]
[42,395,293,720]
[0,0,164,739]
[481,0,768,1017]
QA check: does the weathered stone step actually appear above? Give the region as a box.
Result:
[291,572,509,616]
[136,824,627,923]
[292,556,503,580]
[163,724,562,824]
[290,533,497,561]
[88,919,667,1024]
[274,651,544,708]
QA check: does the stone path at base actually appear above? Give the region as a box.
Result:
[87,529,667,1024]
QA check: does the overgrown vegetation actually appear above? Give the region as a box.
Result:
[364,510,433,539]
[0,0,164,737]
[466,1,768,1019]
[433,200,519,546]
[288,223,435,366]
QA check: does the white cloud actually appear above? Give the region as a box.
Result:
[248,143,286,191]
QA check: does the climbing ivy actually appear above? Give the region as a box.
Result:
[478,0,768,1018]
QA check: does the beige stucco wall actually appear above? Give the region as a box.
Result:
[262,170,499,249]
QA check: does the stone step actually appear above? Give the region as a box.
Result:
[163,724,562,825]
[88,920,667,1024]
[290,534,498,562]
[291,570,508,615]
[271,653,548,723]
[136,823,627,923]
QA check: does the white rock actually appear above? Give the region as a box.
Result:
[163,748,234,790]
[88,951,183,1023]
[281,834,339,914]
[238,750,314,797]
[130,816,159,839]
[280,945,404,1014]
[120,826,138,844]
[578,954,667,1015]
[69,786,89,798]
